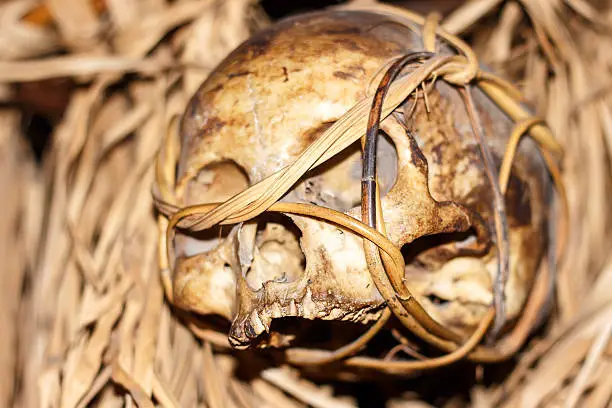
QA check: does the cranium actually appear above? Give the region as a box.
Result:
[164,9,550,354]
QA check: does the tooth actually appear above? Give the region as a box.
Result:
[238,221,258,273]
[289,299,297,315]
[302,288,316,318]
[271,302,282,318]
[249,310,265,335]
[244,322,257,339]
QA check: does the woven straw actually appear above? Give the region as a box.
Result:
[1,0,611,407]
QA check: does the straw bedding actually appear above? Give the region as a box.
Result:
[0,0,611,407]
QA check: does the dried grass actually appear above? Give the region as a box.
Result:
[458,1,612,405]
[0,0,610,407]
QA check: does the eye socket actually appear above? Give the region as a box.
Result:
[294,131,398,212]
[401,228,479,269]
[185,160,249,205]
[175,160,250,258]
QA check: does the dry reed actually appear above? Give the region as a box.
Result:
[0,0,610,407]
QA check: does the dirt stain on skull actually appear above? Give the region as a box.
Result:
[406,131,429,174]
[247,34,276,58]
[504,173,533,227]
[228,70,253,78]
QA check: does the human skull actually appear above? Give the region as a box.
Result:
[169,9,549,350]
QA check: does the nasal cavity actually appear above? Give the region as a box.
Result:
[401,227,479,269]
[242,214,305,291]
